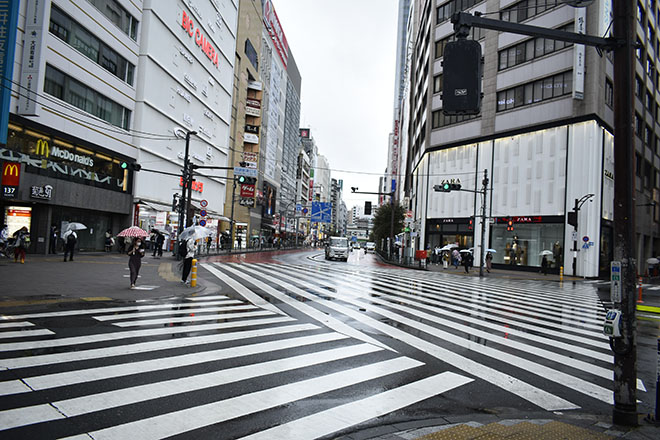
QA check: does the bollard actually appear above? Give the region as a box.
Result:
[638,276,644,303]
[191,258,197,287]
[560,266,563,282]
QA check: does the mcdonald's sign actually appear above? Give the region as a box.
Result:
[35,139,49,157]
[1,161,20,198]
[2,161,20,186]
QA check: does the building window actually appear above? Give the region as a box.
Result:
[645,125,654,146]
[245,38,258,70]
[501,0,559,23]
[44,64,131,130]
[498,23,573,71]
[436,0,484,25]
[87,0,138,40]
[634,113,643,137]
[433,74,443,94]
[496,71,572,112]
[635,75,643,97]
[49,5,135,86]
[638,2,646,24]
[432,109,479,129]
[605,78,614,108]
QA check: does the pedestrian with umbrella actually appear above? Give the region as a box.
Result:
[62,222,86,262]
[178,225,210,285]
[117,226,149,289]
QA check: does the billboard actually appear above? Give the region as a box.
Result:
[263,0,289,67]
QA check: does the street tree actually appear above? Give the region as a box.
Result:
[370,202,405,249]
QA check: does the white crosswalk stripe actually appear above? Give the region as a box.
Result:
[198,260,633,415]
[0,292,471,439]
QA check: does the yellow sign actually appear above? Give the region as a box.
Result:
[3,163,19,177]
[36,139,49,157]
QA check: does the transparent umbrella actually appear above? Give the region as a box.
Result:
[65,222,87,231]
[439,244,458,251]
[539,250,553,256]
[179,225,212,241]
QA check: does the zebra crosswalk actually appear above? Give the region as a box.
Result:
[200,261,643,414]
[0,292,472,439]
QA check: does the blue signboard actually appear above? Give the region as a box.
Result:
[311,202,332,223]
[0,1,19,145]
[391,179,396,192]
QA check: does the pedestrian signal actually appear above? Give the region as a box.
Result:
[468,218,473,230]
[506,220,514,231]
[364,201,372,215]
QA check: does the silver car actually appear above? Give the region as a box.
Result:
[325,236,349,262]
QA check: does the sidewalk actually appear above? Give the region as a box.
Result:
[0,250,213,303]
[338,412,659,439]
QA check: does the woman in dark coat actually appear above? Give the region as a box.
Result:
[127,238,145,289]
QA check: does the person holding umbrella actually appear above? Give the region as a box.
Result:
[127,237,145,288]
[62,222,86,262]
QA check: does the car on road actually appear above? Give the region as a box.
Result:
[325,236,349,261]
[365,242,376,253]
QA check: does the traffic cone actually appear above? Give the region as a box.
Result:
[637,276,643,303]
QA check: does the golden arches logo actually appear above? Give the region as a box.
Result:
[36,139,49,157]
[3,163,19,176]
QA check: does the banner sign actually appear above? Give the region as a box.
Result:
[18,0,48,115]
[0,1,19,144]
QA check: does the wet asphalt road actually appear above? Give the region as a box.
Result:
[0,248,658,439]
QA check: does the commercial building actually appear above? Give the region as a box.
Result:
[133,0,237,241]
[400,0,650,277]
[2,0,141,252]
[224,0,263,249]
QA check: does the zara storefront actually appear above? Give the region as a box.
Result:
[414,120,613,278]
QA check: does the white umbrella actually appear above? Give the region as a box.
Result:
[459,249,472,253]
[65,222,87,231]
[179,225,212,241]
[486,248,497,253]
[539,250,553,256]
[439,244,458,251]
[647,257,659,265]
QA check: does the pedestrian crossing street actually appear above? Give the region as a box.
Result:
[0,260,634,439]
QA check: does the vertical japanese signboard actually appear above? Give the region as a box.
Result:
[0,1,19,144]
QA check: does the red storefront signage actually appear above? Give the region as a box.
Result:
[179,177,204,193]
[2,161,20,186]
[240,184,255,198]
[181,11,219,67]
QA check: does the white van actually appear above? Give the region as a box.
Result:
[325,236,349,261]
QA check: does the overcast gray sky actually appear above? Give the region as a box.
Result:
[271,0,399,210]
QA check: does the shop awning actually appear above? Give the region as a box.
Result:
[137,200,172,212]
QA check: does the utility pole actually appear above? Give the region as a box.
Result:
[178,130,196,238]
[478,169,488,278]
[611,0,637,426]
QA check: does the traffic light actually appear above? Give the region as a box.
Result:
[567,210,578,229]
[442,39,482,115]
[364,201,372,215]
[237,176,256,185]
[468,217,473,230]
[433,182,461,192]
[120,161,141,171]
[506,219,514,231]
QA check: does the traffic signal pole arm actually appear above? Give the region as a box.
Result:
[452,11,622,50]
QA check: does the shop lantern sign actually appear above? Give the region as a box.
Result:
[30,184,53,200]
